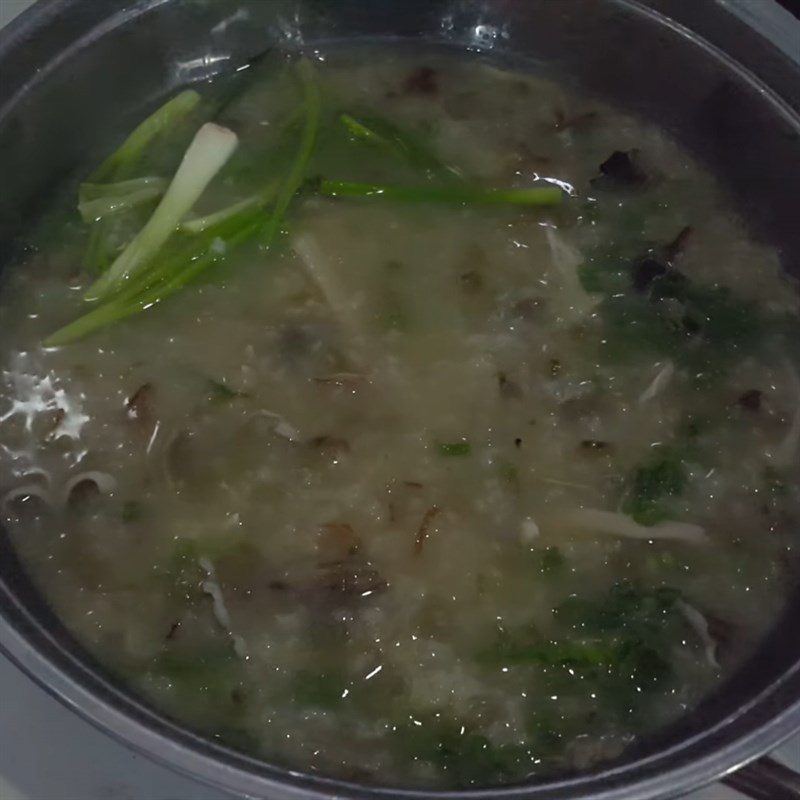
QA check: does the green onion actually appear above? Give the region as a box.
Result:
[89,90,201,183]
[45,210,261,346]
[259,58,321,247]
[84,122,239,302]
[78,177,168,222]
[83,91,201,274]
[180,182,278,234]
[317,179,563,207]
[79,177,167,204]
[339,112,460,180]
[438,441,471,457]
[339,113,385,146]
[84,223,118,275]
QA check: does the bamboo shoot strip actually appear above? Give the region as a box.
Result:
[84,123,239,302]
[317,179,563,207]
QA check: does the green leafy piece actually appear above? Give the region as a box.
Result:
[90,90,202,183]
[161,539,206,599]
[207,378,248,403]
[155,645,238,682]
[538,545,565,574]
[85,122,239,302]
[437,441,471,457]
[553,582,682,694]
[645,549,681,573]
[259,58,321,247]
[498,462,520,488]
[478,627,618,668]
[317,179,563,207]
[556,581,681,636]
[577,259,629,295]
[596,265,771,377]
[392,715,530,787]
[151,643,245,718]
[622,448,687,526]
[340,111,461,180]
[291,669,347,709]
[121,500,144,523]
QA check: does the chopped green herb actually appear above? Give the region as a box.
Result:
[121,500,143,523]
[437,441,471,457]
[392,715,531,787]
[556,581,681,636]
[291,669,347,709]
[498,462,519,487]
[207,378,248,403]
[622,449,687,526]
[151,644,245,718]
[538,545,565,574]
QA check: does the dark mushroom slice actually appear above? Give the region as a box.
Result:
[413,506,441,556]
[592,150,648,188]
[738,389,762,412]
[126,382,156,431]
[402,66,438,96]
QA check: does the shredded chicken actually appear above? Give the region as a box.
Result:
[639,361,675,404]
[413,506,441,555]
[254,410,301,442]
[677,600,720,670]
[293,233,367,354]
[564,508,708,544]
[545,227,599,321]
[199,557,247,659]
[519,517,541,544]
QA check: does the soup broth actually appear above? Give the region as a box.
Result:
[1,48,799,789]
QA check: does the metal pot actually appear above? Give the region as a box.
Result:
[1,1,799,798]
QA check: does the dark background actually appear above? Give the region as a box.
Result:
[778,0,800,18]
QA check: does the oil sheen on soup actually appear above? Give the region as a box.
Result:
[1,49,799,789]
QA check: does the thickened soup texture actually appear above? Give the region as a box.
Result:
[1,49,799,789]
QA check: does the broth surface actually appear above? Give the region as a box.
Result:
[1,49,799,788]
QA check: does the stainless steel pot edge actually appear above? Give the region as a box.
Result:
[721,0,800,62]
[0,1,800,799]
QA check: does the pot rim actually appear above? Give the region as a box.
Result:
[1,1,800,798]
